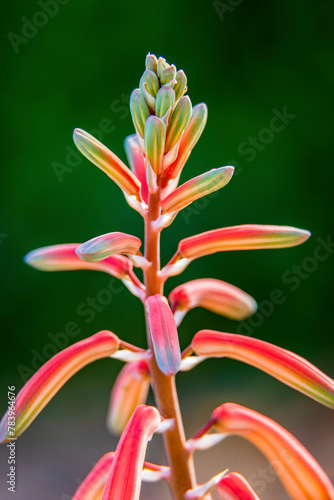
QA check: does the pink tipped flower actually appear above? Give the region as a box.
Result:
[211,403,334,500]
[0,331,120,442]
[73,128,142,200]
[101,405,161,500]
[162,103,208,186]
[161,166,234,215]
[163,225,311,275]
[107,360,151,435]
[76,232,142,262]
[216,472,260,500]
[124,134,149,203]
[24,243,145,298]
[169,278,257,325]
[145,295,181,376]
[191,330,334,408]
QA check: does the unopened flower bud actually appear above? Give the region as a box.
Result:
[160,64,176,85]
[174,70,187,101]
[130,89,150,138]
[145,53,158,73]
[155,87,175,119]
[165,96,192,152]
[144,116,166,175]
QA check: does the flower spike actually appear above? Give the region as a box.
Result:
[76,232,142,263]
[145,295,181,376]
[163,224,311,276]
[73,128,142,201]
[211,403,334,500]
[107,360,151,435]
[161,166,234,216]
[216,472,260,500]
[192,330,334,408]
[169,278,257,325]
[0,331,120,442]
[24,243,145,299]
[101,405,161,500]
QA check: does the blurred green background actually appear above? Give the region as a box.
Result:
[1,1,333,498]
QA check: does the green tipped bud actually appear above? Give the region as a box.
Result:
[165,96,192,152]
[174,70,187,101]
[160,64,177,85]
[144,117,166,175]
[130,89,150,138]
[140,69,159,98]
[146,53,158,73]
[157,57,168,79]
[155,87,175,119]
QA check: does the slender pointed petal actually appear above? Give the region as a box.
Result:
[162,166,234,214]
[165,225,311,272]
[73,129,141,199]
[101,405,161,500]
[107,360,151,435]
[73,452,169,499]
[144,116,166,175]
[0,331,120,442]
[24,243,145,298]
[216,472,261,500]
[76,232,142,263]
[212,403,334,500]
[162,103,208,185]
[192,330,334,408]
[145,295,181,376]
[169,278,257,325]
[124,134,149,203]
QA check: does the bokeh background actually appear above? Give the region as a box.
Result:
[1,1,334,498]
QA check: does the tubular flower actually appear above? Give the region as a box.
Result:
[101,405,161,500]
[0,331,120,442]
[211,403,334,500]
[161,166,234,215]
[73,128,142,204]
[169,278,257,325]
[145,295,181,376]
[163,224,311,276]
[216,472,260,500]
[192,330,334,408]
[107,360,151,435]
[76,232,142,262]
[24,243,145,298]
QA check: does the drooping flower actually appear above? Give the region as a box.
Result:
[169,278,257,325]
[191,330,334,407]
[107,360,151,435]
[145,295,181,376]
[0,331,120,442]
[101,405,161,500]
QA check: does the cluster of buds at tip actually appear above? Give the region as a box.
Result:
[130,54,207,191]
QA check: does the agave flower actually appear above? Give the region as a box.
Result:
[2,52,333,500]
